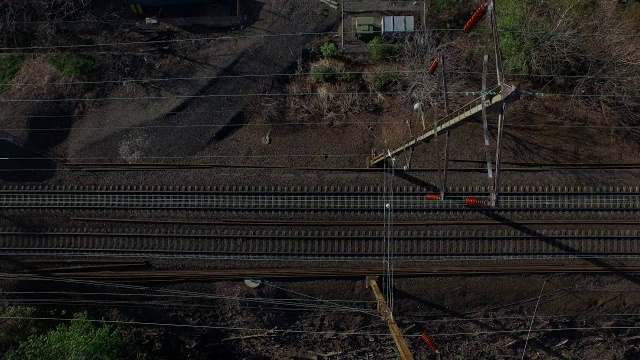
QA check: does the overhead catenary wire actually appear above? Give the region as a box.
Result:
[0,273,375,313]
[0,90,504,103]
[1,27,639,52]
[260,282,378,317]
[2,69,636,88]
[1,315,640,338]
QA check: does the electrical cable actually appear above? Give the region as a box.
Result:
[2,27,639,52]
[0,273,375,313]
[0,315,639,338]
[0,90,499,103]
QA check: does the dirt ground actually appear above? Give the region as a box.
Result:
[5,264,640,359]
[1,1,640,359]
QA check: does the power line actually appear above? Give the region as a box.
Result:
[0,120,398,131]
[0,30,342,51]
[0,153,369,160]
[1,291,374,303]
[0,69,461,87]
[0,273,375,313]
[0,121,638,134]
[0,90,498,103]
[2,89,638,104]
[3,69,635,88]
[2,27,639,52]
[1,315,639,338]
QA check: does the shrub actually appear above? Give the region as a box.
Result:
[337,70,361,83]
[6,312,125,360]
[370,37,396,61]
[0,55,25,88]
[320,41,338,58]
[311,63,338,83]
[50,54,95,78]
[367,70,397,92]
[498,0,591,80]
[0,307,37,350]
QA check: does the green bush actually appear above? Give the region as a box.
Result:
[50,54,95,78]
[0,307,37,350]
[311,63,338,83]
[370,37,396,61]
[7,312,125,360]
[498,0,592,81]
[0,55,25,88]
[337,70,361,83]
[320,41,338,58]
[367,70,397,92]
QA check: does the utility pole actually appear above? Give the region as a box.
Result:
[481,53,494,183]
[489,0,507,206]
[341,0,345,49]
[438,55,450,200]
[367,276,414,360]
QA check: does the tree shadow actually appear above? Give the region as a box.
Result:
[26,103,73,151]
[388,169,439,192]
[0,138,56,182]
[393,287,566,358]
[482,211,640,286]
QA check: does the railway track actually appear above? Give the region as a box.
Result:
[72,217,640,226]
[63,161,640,172]
[1,185,640,210]
[3,228,640,259]
[28,263,640,282]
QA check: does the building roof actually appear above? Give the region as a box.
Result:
[381,16,415,33]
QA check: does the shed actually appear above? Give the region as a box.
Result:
[381,16,415,36]
[355,17,376,38]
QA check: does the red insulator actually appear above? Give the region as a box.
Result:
[463,1,489,33]
[465,196,490,208]
[426,194,442,201]
[428,58,439,74]
[421,331,439,352]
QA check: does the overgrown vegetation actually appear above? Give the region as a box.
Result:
[310,60,362,84]
[50,54,95,78]
[498,0,591,78]
[0,307,37,350]
[370,37,397,61]
[366,70,398,92]
[6,312,125,360]
[0,0,94,47]
[0,55,25,87]
[320,41,338,58]
[311,62,338,83]
[497,0,640,132]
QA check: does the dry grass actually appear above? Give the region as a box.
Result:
[286,78,379,124]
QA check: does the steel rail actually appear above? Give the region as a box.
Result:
[60,162,640,172]
[3,229,640,259]
[0,186,639,210]
[71,217,640,226]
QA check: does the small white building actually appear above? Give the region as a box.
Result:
[381,16,415,37]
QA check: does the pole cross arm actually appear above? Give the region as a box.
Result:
[369,84,520,167]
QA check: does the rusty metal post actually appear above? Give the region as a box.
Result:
[481,53,494,182]
[489,0,504,86]
[440,54,449,114]
[440,131,450,199]
[492,103,506,206]
[341,0,345,49]
[439,55,450,199]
